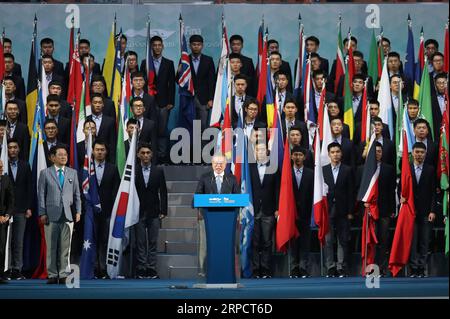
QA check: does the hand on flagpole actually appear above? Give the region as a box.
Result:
[428,212,436,223]
[75,213,81,223]
[25,209,32,218]
[347,213,354,220]
[400,196,406,204]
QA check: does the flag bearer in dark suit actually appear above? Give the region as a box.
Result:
[91,139,120,279]
[323,142,354,278]
[6,139,32,280]
[289,146,314,278]
[249,142,280,278]
[4,101,30,161]
[0,160,15,284]
[134,143,167,279]
[402,142,438,278]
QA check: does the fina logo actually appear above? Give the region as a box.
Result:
[123,28,176,40]
[209,197,222,203]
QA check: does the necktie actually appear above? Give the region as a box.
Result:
[216,175,222,194]
[415,166,422,183]
[58,168,64,188]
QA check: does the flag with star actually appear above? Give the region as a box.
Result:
[79,131,101,279]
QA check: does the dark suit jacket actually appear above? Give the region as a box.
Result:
[8,160,32,214]
[39,58,65,78]
[239,54,256,97]
[356,162,396,218]
[138,118,158,155]
[0,175,14,217]
[76,141,88,170]
[281,119,309,149]
[103,97,117,120]
[356,137,396,167]
[10,121,30,161]
[86,115,116,162]
[140,57,176,108]
[231,95,253,128]
[43,140,58,167]
[12,98,28,126]
[411,163,438,218]
[353,122,390,145]
[59,99,73,119]
[336,75,374,101]
[422,139,439,169]
[132,92,158,124]
[280,60,293,93]
[431,91,445,142]
[323,163,354,218]
[292,166,314,223]
[10,75,25,101]
[328,58,368,94]
[189,54,216,105]
[335,136,355,168]
[95,162,120,217]
[12,62,22,78]
[46,116,70,146]
[195,171,240,195]
[135,164,168,218]
[249,163,280,216]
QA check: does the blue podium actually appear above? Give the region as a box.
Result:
[193,194,249,288]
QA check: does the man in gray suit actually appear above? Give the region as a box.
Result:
[38,144,81,284]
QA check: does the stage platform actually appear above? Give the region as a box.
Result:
[1,277,448,299]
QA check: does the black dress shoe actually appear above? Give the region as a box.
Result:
[326,267,337,278]
[299,268,311,278]
[11,269,26,280]
[46,278,58,284]
[290,268,300,278]
[337,269,347,278]
[409,269,418,278]
[0,277,8,284]
[147,268,159,279]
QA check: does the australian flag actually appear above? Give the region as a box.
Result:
[79,132,101,279]
[177,16,196,134]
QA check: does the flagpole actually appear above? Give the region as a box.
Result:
[364,208,370,276]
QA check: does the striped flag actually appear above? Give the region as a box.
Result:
[413,27,424,100]
[320,101,333,167]
[333,15,345,95]
[313,127,329,246]
[116,64,131,176]
[0,33,5,81]
[79,131,101,279]
[357,133,380,274]
[26,15,38,135]
[360,78,371,144]
[239,136,254,278]
[210,14,229,127]
[107,128,140,279]
[368,29,379,90]
[67,29,83,123]
[444,21,449,73]
[256,25,267,108]
[343,30,355,140]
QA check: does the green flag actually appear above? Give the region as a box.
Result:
[418,59,434,140]
[116,105,126,177]
[343,65,354,140]
[439,127,449,255]
[368,29,379,90]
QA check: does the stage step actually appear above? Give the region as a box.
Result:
[168,206,197,217]
[156,254,197,279]
[159,228,197,243]
[161,217,197,229]
[167,181,198,193]
[167,266,199,280]
[168,193,194,206]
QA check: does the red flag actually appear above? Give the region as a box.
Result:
[444,22,449,73]
[357,135,380,275]
[313,128,329,246]
[221,99,232,162]
[389,131,416,277]
[256,30,267,110]
[276,137,299,252]
[31,222,47,279]
[360,80,370,143]
[333,17,345,95]
[317,82,326,140]
[67,31,83,121]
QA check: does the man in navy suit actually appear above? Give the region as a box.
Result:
[289,146,314,278]
[402,142,438,278]
[229,35,256,97]
[134,143,168,279]
[187,35,215,131]
[305,36,329,75]
[2,38,22,77]
[45,94,71,146]
[39,38,65,78]
[323,142,354,278]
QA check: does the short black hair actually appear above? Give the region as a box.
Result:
[268,39,279,47]
[390,74,402,83]
[40,37,54,46]
[2,76,16,85]
[407,99,419,107]
[47,94,61,104]
[352,74,366,82]
[131,96,145,106]
[413,118,429,129]
[228,52,242,61]
[387,52,400,60]
[424,39,439,49]
[380,37,391,45]
[353,50,364,59]
[431,52,444,61]
[291,145,307,155]
[126,118,139,127]
[120,34,127,42]
[327,142,342,152]
[3,52,14,61]
[233,73,248,83]
[283,98,297,108]
[273,70,288,80]
[49,143,68,156]
[289,126,303,135]
[2,38,11,45]
[137,142,152,152]
[229,35,244,44]
[7,137,19,146]
[313,69,326,78]
[150,35,163,44]
[79,39,91,46]
[243,98,258,110]
[131,71,145,80]
[374,141,383,148]
[270,51,282,59]
[189,34,203,44]
[369,99,380,106]
[44,119,58,128]
[93,138,108,152]
[80,53,95,61]
[330,116,343,124]
[48,80,63,88]
[309,52,321,60]
[124,50,137,61]
[412,142,427,151]
[5,100,19,110]
[41,54,54,62]
[305,36,320,46]
[435,72,448,81]
[371,116,383,124]
[90,92,104,102]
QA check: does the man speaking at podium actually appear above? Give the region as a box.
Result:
[195,154,240,276]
